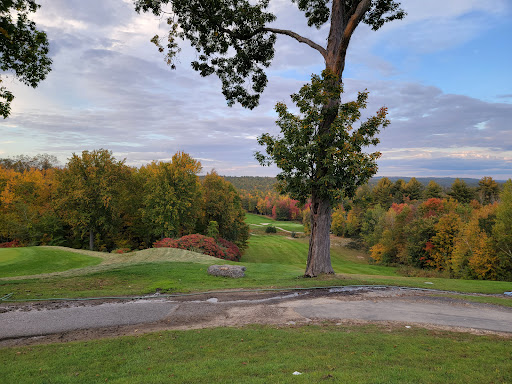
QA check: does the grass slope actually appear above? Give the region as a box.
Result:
[1,217,511,300]
[245,213,305,232]
[1,325,511,383]
[0,247,101,278]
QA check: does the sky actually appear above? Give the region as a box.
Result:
[1,0,511,179]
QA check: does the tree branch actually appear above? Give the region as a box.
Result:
[341,0,371,53]
[263,27,327,60]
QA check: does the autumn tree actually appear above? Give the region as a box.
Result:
[0,166,57,243]
[331,205,347,237]
[431,211,462,272]
[452,203,498,279]
[0,0,52,118]
[201,171,249,249]
[56,149,131,251]
[492,180,512,279]
[139,152,202,241]
[135,0,405,276]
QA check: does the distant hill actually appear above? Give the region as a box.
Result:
[222,176,278,192]
[221,175,507,192]
[371,177,476,188]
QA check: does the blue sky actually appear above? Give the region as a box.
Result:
[0,0,511,179]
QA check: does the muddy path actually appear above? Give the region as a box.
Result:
[1,287,511,348]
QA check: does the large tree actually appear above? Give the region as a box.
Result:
[0,0,51,118]
[139,152,202,240]
[134,0,405,275]
[201,171,250,250]
[56,149,131,251]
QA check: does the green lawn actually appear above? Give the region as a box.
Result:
[0,215,511,301]
[244,235,397,276]
[1,225,512,382]
[0,247,101,278]
[1,235,511,300]
[245,213,305,232]
[1,325,511,383]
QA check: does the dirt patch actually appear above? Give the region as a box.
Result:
[2,287,511,348]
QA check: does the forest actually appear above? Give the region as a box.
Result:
[0,150,249,256]
[238,176,512,281]
[1,152,511,281]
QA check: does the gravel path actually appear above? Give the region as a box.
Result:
[1,287,511,347]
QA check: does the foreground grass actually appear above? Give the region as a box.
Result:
[1,325,511,383]
[0,247,101,278]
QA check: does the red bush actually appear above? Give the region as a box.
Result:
[153,234,241,261]
[0,240,21,248]
[113,248,131,254]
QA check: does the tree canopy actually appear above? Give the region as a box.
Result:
[256,71,388,205]
[0,0,51,118]
[134,0,405,108]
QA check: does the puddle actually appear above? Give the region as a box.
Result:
[192,292,303,304]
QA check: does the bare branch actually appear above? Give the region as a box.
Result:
[263,27,327,60]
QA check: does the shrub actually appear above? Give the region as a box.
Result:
[0,240,21,248]
[291,231,297,238]
[265,225,277,233]
[153,234,241,261]
[112,248,131,254]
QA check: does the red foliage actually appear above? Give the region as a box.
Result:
[0,240,21,248]
[391,203,408,214]
[113,248,131,254]
[420,198,445,218]
[153,234,241,261]
[272,197,301,221]
[289,199,300,220]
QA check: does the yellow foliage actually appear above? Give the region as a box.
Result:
[452,203,499,279]
[370,243,387,264]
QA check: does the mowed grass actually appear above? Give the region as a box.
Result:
[1,215,511,300]
[1,325,511,383]
[246,213,305,232]
[0,247,101,278]
[244,235,397,276]
[2,235,512,300]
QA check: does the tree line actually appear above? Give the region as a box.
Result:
[0,150,249,252]
[237,175,512,281]
[331,177,512,281]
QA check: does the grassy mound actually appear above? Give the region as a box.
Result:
[0,247,102,278]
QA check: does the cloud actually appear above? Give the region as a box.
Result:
[1,0,510,180]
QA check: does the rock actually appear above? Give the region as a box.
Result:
[207,265,246,278]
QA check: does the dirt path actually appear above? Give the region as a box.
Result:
[1,287,511,347]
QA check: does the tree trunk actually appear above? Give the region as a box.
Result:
[89,229,94,251]
[305,192,335,277]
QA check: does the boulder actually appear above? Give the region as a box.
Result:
[207,264,246,278]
